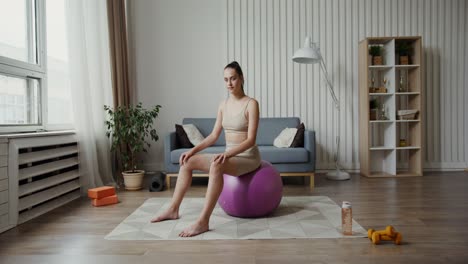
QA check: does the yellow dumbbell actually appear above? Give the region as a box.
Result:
[368,226,402,245]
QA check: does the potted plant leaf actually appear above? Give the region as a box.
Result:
[104,102,162,190]
[369,45,384,65]
[396,42,411,65]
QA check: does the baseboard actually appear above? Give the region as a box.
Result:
[145,162,468,174]
[423,162,468,170]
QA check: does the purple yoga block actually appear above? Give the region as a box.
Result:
[218,160,283,218]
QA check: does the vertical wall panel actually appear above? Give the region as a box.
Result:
[465,0,468,168]
[464,0,468,165]
[300,0,307,122]
[260,0,267,115]
[280,0,287,117]
[286,0,294,117]
[247,0,254,97]
[253,0,260,102]
[227,0,467,170]
[305,0,311,137]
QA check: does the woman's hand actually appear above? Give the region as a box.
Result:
[179,150,194,166]
[212,152,231,164]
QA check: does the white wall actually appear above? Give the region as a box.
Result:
[128,0,227,171]
[130,0,468,172]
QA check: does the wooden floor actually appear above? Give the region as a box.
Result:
[1,172,468,264]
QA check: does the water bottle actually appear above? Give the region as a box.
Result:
[342,201,352,235]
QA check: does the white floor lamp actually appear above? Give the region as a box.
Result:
[292,36,350,181]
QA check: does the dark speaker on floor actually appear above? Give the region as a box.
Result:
[149,173,165,192]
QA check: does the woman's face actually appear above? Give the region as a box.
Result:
[224,68,243,94]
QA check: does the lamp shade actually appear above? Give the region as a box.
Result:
[292,36,321,64]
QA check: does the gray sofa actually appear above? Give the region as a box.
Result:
[164,117,316,189]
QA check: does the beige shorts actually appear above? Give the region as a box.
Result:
[199,145,261,176]
[225,144,261,176]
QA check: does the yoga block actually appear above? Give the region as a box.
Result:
[92,194,119,207]
[88,186,116,199]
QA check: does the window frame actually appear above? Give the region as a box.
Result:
[0,63,47,133]
[0,0,75,133]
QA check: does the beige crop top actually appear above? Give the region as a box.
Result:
[222,98,251,134]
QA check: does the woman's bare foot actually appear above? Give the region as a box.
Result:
[179,220,209,237]
[150,208,179,223]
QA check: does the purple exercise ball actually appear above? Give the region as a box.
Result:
[218,160,283,218]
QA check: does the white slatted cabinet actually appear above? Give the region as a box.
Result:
[0,131,80,233]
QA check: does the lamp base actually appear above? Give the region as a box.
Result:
[326,169,350,181]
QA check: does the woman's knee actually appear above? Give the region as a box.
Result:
[183,155,210,172]
[209,162,225,175]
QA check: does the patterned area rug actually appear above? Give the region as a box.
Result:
[105,196,367,240]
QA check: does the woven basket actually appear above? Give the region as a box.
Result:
[397,109,418,120]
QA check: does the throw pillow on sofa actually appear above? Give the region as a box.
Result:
[175,124,194,148]
[182,124,205,146]
[273,127,298,148]
[290,122,305,148]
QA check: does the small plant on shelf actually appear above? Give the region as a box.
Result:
[369,45,384,65]
[396,42,411,65]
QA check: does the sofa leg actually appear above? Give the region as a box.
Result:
[309,173,315,189]
[166,174,176,189]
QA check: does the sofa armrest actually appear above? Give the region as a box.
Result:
[164,132,177,166]
[304,130,316,171]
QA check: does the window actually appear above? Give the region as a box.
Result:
[0,73,40,125]
[0,0,73,133]
[0,0,38,64]
[46,0,73,126]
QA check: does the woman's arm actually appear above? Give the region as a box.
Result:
[215,99,259,163]
[186,101,224,155]
[180,101,224,165]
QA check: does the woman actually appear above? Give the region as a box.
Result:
[151,61,261,237]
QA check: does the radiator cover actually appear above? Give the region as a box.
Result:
[7,133,80,227]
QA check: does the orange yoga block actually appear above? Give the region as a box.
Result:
[88,186,116,199]
[92,194,119,207]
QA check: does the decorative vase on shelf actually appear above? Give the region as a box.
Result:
[380,104,388,120]
[399,75,405,92]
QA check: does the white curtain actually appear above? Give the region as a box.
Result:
[65,0,114,191]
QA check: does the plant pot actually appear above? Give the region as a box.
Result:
[122,170,145,190]
[372,56,383,65]
[399,56,409,65]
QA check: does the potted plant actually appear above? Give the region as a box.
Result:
[369,99,379,120]
[104,102,162,190]
[369,45,384,65]
[396,42,411,65]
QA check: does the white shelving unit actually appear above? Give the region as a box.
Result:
[359,36,423,178]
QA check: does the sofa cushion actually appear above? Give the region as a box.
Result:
[183,118,225,146]
[257,118,300,145]
[170,146,308,164]
[273,127,297,148]
[258,146,309,163]
[175,124,194,148]
[182,124,205,146]
[290,122,305,148]
[183,117,301,146]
